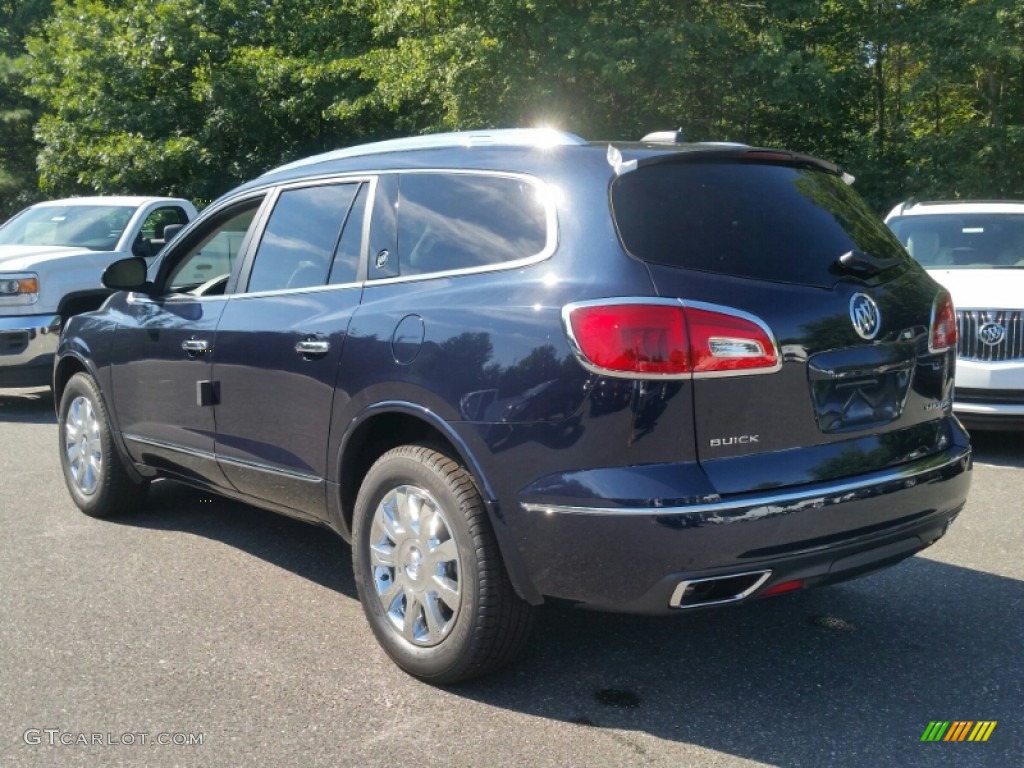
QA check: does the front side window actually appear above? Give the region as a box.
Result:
[140,207,189,241]
[247,183,359,292]
[166,202,262,293]
[396,173,549,277]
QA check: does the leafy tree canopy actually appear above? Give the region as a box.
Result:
[2,0,1022,215]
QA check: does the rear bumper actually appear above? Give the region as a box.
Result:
[0,314,61,387]
[514,438,972,612]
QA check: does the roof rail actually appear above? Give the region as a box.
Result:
[267,129,589,175]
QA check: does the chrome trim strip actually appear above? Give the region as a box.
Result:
[521,451,968,517]
[123,434,217,461]
[559,296,783,381]
[226,280,363,299]
[216,453,323,483]
[668,570,772,609]
[123,434,323,483]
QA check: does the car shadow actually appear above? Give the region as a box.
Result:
[109,481,1021,766]
[113,480,357,600]
[969,429,1024,469]
[0,386,55,424]
[460,558,1023,766]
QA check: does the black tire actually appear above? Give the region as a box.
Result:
[352,444,533,684]
[58,372,148,518]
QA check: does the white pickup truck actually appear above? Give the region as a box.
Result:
[0,196,198,387]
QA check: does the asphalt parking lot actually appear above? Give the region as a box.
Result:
[1,386,1022,768]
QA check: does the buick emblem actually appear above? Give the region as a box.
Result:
[977,322,1007,346]
[849,293,881,340]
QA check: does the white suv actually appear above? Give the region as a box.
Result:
[886,200,1024,430]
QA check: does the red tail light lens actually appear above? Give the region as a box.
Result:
[930,291,957,353]
[566,304,690,375]
[564,301,778,377]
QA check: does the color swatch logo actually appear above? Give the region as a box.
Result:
[920,721,997,742]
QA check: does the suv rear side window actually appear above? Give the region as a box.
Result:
[611,162,909,287]
[396,173,548,276]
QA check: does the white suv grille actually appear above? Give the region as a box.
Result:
[956,310,1024,361]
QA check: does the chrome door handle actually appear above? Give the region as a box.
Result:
[295,339,330,357]
[181,339,210,353]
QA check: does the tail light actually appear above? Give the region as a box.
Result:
[563,299,779,378]
[929,291,957,353]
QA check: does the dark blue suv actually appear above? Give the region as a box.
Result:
[55,129,972,683]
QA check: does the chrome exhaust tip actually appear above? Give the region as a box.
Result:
[669,570,772,609]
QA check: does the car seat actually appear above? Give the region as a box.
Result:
[906,230,952,266]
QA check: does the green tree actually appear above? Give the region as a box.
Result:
[26,0,384,202]
[0,0,52,219]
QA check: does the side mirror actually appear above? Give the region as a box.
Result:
[102,257,150,291]
[162,223,185,243]
[131,238,153,259]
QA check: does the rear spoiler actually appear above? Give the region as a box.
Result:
[609,143,855,184]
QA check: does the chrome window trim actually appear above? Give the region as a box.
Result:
[226,169,559,294]
[128,291,232,305]
[225,280,363,300]
[559,296,782,381]
[521,450,968,517]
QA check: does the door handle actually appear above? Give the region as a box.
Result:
[181,339,210,354]
[295,339,330,357]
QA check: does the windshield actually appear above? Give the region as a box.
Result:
[887,213,1024,269]
[0,204,135,251]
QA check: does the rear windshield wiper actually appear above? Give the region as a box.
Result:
[833,249,902,277]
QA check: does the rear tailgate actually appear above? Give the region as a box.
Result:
[610,153,958,495]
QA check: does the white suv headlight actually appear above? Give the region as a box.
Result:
[0,272,40,304]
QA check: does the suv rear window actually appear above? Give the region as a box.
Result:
[611,161,909,287]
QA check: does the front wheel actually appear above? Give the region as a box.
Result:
[58,372,148,517]
[352,445,533,684]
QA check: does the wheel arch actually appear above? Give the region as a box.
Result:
[333,402,544,606]
[53,352,93,411]
[53,352,147,484]
[56,289,113,322]
[335,403,497,536]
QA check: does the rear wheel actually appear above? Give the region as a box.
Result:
[352,444,532,684]
[58,372,148,517]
